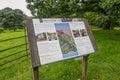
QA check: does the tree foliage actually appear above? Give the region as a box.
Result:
[99,0,120,29]
[26,0,82,18]
[83,0,120,29]
[26,0,120,29]
[0,7,26,31]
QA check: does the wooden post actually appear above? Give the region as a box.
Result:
[82,55,89,80]
[33,67,39,80]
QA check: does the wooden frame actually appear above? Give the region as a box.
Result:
[26,18,41,67]
[26,18,98,80]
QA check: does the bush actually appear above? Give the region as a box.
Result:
[83,12,109,28]
[83,12,98,25]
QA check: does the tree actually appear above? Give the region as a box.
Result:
[26,0,82,18]
[26,0,120,29]
[99,0,120,29]
[0,7,25,31]
[14,9,26,28]
[82,0,120,29]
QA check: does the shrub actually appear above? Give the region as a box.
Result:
[83,12,109,28]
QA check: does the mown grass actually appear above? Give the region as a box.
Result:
[0,29,120,80]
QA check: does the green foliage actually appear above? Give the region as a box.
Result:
[84,12,109,28]
[99,0,120,29]
[82,0,102,12]
[26,0,120,29]
[0,7,26,31]
[26,0,82,18]
[84,12,99,25]
[100,0,120,17]
[82,0,120,29]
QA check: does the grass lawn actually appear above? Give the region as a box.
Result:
[0,29,120,80]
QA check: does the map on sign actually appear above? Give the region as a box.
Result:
[32,18,95,65]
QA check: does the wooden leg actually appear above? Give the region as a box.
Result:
[82,55,89,80]
[33,67,39,80]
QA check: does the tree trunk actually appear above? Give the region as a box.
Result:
[103,20,114,30]
[103,21,110,30]
[110,19,114,30]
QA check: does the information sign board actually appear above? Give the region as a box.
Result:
[26,18,98,67]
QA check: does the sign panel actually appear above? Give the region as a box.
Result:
[26,18,98,67]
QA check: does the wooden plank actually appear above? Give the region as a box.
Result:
[26,17,41,67]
